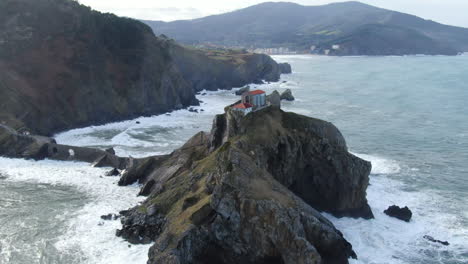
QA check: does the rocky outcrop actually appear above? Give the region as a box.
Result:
[278,63,292,74]
[235,86,250,95]
[267,90,281,108]
[0,0,284,136]
[0,124,128,168]
[384,205,412,222]
[280,89,295,101]
[116,106,373,264]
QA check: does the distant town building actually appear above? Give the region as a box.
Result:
[332,45,340,50]
[249,47,297,55]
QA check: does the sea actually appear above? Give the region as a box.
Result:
[0,55,467,264]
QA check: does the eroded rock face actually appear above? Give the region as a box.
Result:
[117,107,373,263]
[210,107,373,218]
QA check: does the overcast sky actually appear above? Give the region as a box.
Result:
[79,0,468,28]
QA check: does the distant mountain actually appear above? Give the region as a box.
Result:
[143,1,468,56]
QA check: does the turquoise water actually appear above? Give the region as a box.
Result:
[1,55,467,263]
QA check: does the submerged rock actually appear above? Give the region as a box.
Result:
[423,235,449,246]
[384,205,412,222]
[105,168,120,177]
[101,214,120,221]
[280,89,295,101]
[117,106,373,263]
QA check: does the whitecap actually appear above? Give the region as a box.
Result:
[352,153,401,175]
[326,176,468,264]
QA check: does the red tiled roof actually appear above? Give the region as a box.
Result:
[233,103,253,109]
[248,90,266,95]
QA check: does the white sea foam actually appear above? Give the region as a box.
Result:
[326,152,468,263]
[352,152,401,175]
[0,158,151,264]
[326,175,468,264]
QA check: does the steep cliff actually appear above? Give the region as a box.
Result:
[116,106,372,264]
[0,0,283,136]
[170,46,281,91]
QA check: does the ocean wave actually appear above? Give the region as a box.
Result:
[352,152,401,175]
[0,158,151,264]
[326,176,468,264]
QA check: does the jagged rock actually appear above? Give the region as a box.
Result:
[384,205,412,222]
[235,86,250,95]
[267,90,281,108]
[279,63,292,74]
[209,107,373,218]
[139,179,156,196]
[116,209,166,244]
[105,147,116,155]
[280,89,295,101]
[423,235,449,246]
[117,106,373,263]
[105,168,120,177]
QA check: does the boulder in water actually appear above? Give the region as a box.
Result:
[101,213,120,221]
[280,89,295,101]
[384,205,412,222]
[279,62,292,74]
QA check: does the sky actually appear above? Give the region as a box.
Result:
[78,0,468,28]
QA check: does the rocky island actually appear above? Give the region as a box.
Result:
[114,102,372,264]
